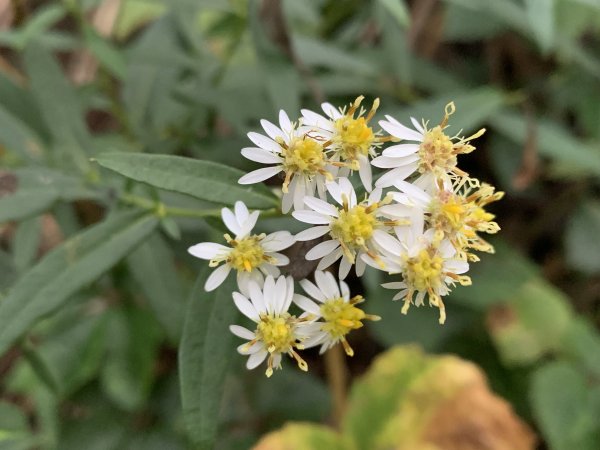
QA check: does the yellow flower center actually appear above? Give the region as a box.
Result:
[403,249,444,292]
[418,126,456,174]
[320,297,366,339]
[228,235,265,272]
[282,137,325,175]
[256,313,295,354]
[334,116,375,163]
[330,205,378,250]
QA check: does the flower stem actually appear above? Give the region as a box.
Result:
[119,193,222,218]
[324,344,349,427]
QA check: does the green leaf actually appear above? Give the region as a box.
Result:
[0,168,99,223]
[0,401,36,450]
[490,110,600,178]
[95,153,277,209]
[0,211,158,355]
[127,234,187,343]
[0,104,45,162]
[525,0,556,54]
[562,318,600,378]
[565,201,600,274]
[101,306,162,411]
[531,361,599,450]
[12,216,42,272]
[23,44,91,173]
[377,0,409,28]
[249,0,300,115]
[179,268,239,449]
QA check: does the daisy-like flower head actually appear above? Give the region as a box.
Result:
[187,201,295,293]
[293,270,380,357]
[293,177,412,280]
[363,216,470,325]
[229,275,319,377]
[392,179,504,261]
[373,102,486,190]
[302,96,391,192]
[238,110,334,213]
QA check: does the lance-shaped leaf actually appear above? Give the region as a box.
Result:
[0,211,158,355]
[179,268,239,449]
[95,153,277,209]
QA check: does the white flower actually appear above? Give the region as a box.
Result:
[292,270,380,356]
[292,177,412,280]
[229,275,320,377]
[187,201,295,292]
[238,110,334,213]
[372,102,485,190]
[302,96,387,192]
[362,216,470,325]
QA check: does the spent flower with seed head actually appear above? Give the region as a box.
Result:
[230,275,320,377]
[293,271,380,356]
[373,102,485,190]
[238,110,334,213]
[292,177,413,280]
[187,201,295,293]
[302,96,393,192]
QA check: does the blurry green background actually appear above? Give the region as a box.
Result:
[0,0,600,449]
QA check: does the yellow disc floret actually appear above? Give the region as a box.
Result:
[220,234,271,272]
[334,116,375,164]
[404,249,444,293]
[330,205,378,254]
[280,136,329,193]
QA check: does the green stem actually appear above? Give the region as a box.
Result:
[119,193,280,219]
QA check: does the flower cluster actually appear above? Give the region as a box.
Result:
[189,97,502,377]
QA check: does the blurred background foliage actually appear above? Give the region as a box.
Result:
[0,0,599,449]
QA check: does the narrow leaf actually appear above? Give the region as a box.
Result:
[95,153,277,209]
[179,268,238,449]
[0,211,158,355]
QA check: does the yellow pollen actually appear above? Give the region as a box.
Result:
[227,235,265,272]
[418,126,457,174]
[404,249,444,292]
[334,116,375,161]
[320,297,366,339]
[256,313,295,354]
[282,137,326,175]
[330,205,378,250]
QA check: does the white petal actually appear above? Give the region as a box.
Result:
[301,109,334,131]
[355,255,367,276]
[234,201,249,224]
[293,294,322,316]
[305,240,340,260]
[381,281,407,289]
[315,270,339,298]
[261,263,280,277]
[248,279,267,314]
[263,275,276,314]
[274,275,288,314]
[379,118,423,141]
[371,155,411,169]
[282,276,295,312]
[368,187,382,204]
[262,231,295,252]
[338,177,357,207]
[340,280,350,299]
[393,180,431,204]
[358,155,372,192]
[188,242,228,260]
[295,226,330,241]
[292,210,330,225]
[300,278,326,302]
[446,259,469,274]
[382,143,419,158]
[325,180,343,206]
[375,164,418,188]
[204,264,231,291]
[241,147,282,164]
[282,182,294,213]
[239,166,282,184]
[411,117,425,133]
[230,325,255,340]
[260,119,285,141]
[246,349,268,370]
[372,229,403,255]
[316,247,343,271]
[339,256,352,280]
[270,252,290,266]
[221,207,241,235]
[238,210,259,237]
[247,132,281,153]
[293,177,306,212]
[237,270,262,297]
[304,196,338,217]
[279,110,293,135]
[321,102,342,119]
[233,291,259,321]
